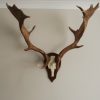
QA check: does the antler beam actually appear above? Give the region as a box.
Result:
[59,3,99,58]
[6,3,49,67]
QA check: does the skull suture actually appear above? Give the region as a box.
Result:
[46,53,61,82]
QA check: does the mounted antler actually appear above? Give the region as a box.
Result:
[6,3,99,82]
[6,3,49,68]
[59,3,99,58]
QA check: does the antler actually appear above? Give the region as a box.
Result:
[6,3,49,67]
[59,3,99,58]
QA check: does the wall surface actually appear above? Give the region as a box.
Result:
[0,0,100,9]
[0,7,100,100]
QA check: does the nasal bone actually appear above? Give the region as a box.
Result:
[48,56,56,77]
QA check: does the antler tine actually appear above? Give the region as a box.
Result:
[59,3,99,58]
[6,3,49,67]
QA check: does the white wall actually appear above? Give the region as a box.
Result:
[0,7,100,100]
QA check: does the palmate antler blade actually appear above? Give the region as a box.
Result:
[6,3,49,67]
[59,3,99,58]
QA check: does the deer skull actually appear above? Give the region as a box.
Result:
[46,53,61,82]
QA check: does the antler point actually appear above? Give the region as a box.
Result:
[6,3,10,7]
[95,3,99,9]
[76,45,84,48]
[29,25,36,34]
[24,48,29,51]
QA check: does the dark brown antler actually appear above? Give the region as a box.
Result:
[6,3,49,67]
[59,3,99,58]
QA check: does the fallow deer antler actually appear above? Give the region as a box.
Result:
[6,3,99,82]
[59,3,99,58]
[6,3,49,67]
